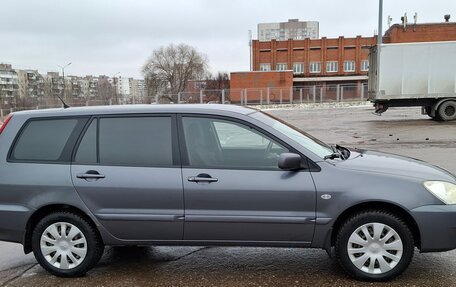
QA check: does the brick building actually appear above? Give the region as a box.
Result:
[230,71,293,104]
[231,19,456,103]
[252,35,375,84]
[383,22,456,43]
[230,35,376,102]
[183,77,230,103]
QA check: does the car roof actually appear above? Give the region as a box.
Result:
[12,104,258,117]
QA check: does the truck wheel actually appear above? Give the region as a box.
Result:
[335,210,414,281]
[437,101,456,121]
[425,106,442,121]
[31,211,104,277]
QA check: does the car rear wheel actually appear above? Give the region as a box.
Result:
[31,211,104,277]
[335,210,414,281]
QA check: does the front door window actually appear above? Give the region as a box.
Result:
[182,117,288,169]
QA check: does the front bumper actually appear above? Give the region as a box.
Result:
[411,204,456,252]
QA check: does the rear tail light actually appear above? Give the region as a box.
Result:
[0,114,13,134]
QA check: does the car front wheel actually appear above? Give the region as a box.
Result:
[31,211,104,277]
[335,210,414,281]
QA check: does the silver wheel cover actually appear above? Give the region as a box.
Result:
[40,222,88,270]
[347,222,403,274]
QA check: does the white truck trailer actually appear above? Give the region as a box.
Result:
[368,41,456,121]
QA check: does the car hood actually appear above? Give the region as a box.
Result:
[334,149,456,182]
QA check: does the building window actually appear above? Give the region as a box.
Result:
[259,63,271,71]
[276,63,288,71]
[344,61,356,72]
[326,61,338,73]
[293,63,304,74]
[361,60,369,71]
[193,81,206,89]
[309,62,321,73]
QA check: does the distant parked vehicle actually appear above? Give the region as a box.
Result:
[368,41,456,121]
[0,104,455,281]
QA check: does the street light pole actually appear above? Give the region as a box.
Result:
[378,0,383,45]
[58,62,72,100]
[248,30,252,71]
[376,0,383,99]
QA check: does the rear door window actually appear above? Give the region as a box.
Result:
[74,116,174,166]
[74,119,97,164]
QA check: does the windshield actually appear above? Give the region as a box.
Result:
[250,111,333,159]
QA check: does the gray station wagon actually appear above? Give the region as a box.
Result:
[0,104,455,281]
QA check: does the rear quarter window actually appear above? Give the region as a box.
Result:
[10,118,85,162]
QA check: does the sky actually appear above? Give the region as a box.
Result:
[1,0,455,78]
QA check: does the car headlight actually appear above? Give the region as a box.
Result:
[423,181,456,204]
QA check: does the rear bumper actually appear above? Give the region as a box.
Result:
[0,204,30,244]
[411,204,456,252]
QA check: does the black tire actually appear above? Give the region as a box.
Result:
[31,211,104,277]
[425,106,443,121]
[425,106,436,120]
[335,210,414,282]
[437,101,456,121]
[432,113,442,121]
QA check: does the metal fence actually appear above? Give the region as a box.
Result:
[147,83,367,105]
[0,83,368,117]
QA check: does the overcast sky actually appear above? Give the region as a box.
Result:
[1,0,454,78]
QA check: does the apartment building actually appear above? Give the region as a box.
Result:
[0,64,18,99]
[130,79,146,99]
[16,70,45,98]
[258,19,319,41]
[0,64,147,108]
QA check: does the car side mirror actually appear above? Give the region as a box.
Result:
[278,153,303,171]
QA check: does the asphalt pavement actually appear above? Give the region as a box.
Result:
[1,105,455,286]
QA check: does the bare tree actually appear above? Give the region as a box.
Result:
[206,72,230,90]
[43,76,53,98]
[144,73,166,103]
[97,76,115,105]
[205,72,230,103]
[142,43,208,102]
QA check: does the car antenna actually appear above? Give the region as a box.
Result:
[57,95,70,109]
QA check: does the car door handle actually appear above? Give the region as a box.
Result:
[77,171,105,179]
[187,174,218,183]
